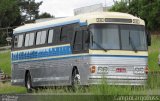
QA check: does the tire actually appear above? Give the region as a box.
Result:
[71,69,80,91]
[25,72,33,93]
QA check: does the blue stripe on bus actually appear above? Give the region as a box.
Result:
[11,45,72,61]
[14,20,87,34]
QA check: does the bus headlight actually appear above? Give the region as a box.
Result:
[90,66,96,73]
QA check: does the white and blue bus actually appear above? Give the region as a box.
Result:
[11,12,151,91]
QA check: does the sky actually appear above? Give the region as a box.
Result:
[35,0,114,17]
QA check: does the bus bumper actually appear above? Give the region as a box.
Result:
[88,75,147,85]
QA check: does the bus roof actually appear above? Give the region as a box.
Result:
[13,12,145,35]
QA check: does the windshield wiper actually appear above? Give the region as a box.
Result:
[92,40,107,52]
[129,32,137,53]
[89,31,107,52]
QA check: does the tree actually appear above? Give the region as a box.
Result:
[110,1,128,13]
[37,12,54,19]
[0,0,44,46]
[19,0,43,23]
[0,0,20,46]
[110,0,160,31]
[0,0,20,27]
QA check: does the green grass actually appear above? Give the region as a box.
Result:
[0,50,11,75]
[0,82,26,94]
[0,35,159,95]
[148,35,160,71]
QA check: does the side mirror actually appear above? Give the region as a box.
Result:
[146,30,151,46]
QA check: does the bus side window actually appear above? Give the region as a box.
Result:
[36,30,47,45]
[25,33,30,47]
[17,34,24,48]
[14,36,18,48]
[61,24,74,43]
[83,30,90,50]
[41,31,47,44]
[73,31,82,51]
[54,27,61,44]
[48,29,54,44]
[29,33,35,46]
[25,33,35,47]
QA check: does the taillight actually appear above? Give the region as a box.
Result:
[145,66,149,74]
[90,66,96,73]
[116,68,126,73]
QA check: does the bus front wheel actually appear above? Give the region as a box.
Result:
[71,68,80,91]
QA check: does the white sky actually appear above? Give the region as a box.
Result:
[35,0,114,17]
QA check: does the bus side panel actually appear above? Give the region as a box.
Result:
[11,64,26,86]
[12,55,90,87]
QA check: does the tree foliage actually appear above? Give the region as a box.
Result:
[19,0,43,23]
[0,0,20,46]
[38,12,54,19]
[110,0,160,31]
[0,0,20,27]
[0,0,54,46]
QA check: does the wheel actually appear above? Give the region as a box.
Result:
[25,72,33,93]
[72,69,81,91]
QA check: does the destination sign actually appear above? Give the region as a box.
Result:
[96,18,133,23]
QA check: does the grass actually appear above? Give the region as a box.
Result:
[0,35,159,95]
[148,35,160,71]
[0,82,26,94]
[0,50,11,75]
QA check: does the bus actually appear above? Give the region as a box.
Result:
[11,12,151,92]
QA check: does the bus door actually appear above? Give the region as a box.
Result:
[72,30,89,53]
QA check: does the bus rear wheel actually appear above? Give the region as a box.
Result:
[25,72,33,93]
[71,68,80,91]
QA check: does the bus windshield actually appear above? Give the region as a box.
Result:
[90,24,147,51]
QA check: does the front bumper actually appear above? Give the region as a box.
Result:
[88,75,147,85]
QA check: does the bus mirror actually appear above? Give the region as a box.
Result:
[146,31,151,46]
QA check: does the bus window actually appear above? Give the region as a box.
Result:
[25,34,30,47]
[29,33,35,46]
[73,31,82,51]
[41,31,47,44]
[36,32,41,45]
[36,30,47,45]
[54,27,61,44]
[17,34,24,48]
[83,30,90,50]
[25,33,35,47]
[48,29,54,44]
[14,36,18,48]
[61,25,74,43]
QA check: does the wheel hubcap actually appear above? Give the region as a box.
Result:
[74,74,80,84]
[27,78,31,89]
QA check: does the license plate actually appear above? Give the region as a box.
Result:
[97,67,108,74]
